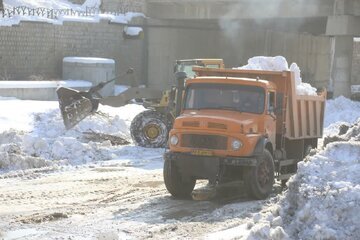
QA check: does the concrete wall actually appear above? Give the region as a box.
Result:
[69,0,145,12]
[0,21,144,85]
[100,0,145,12]
[147,20,332,90]
[353,41,360,85]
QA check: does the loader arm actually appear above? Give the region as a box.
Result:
[99,87,163,107]
[57,86,164,130]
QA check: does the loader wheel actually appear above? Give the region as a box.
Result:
[130,110,173,148]
[244,150,274,200]
[163,152,196,199]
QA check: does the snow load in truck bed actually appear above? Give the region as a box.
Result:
[235,56,318,96]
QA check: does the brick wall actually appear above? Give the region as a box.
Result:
[0,20,145,85]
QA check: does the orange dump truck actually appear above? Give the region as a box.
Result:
[163,67,326,200]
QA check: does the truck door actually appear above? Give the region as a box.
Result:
[265,91,277,149]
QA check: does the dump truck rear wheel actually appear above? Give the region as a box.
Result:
[163,152,196,199]
[245,150,274,200]
[130,110,172,148]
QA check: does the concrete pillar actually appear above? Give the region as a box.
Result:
[330,36,353,97]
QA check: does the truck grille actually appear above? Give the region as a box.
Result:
[208,122,227,130]
[181,134,227,150]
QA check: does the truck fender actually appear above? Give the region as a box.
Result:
[252,137,269,156]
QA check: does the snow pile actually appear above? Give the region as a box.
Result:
[236,56,317,96]
[280,141,360,239]
[243,139,360,239]
[241,101,360,239]
[324,96,360,128]
[0,100,147,172]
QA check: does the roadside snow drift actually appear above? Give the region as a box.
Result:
[241,99,360,240]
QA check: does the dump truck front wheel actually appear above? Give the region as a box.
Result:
[245,150,274,200]
[130,110,172,148]
[163,152,196,199]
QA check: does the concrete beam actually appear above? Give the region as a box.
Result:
[146,0,337,20]
[326,15,360,36]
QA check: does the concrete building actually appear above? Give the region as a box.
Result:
[0,0,359,99]
[144,0,360,97]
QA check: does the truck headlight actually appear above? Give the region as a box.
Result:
[170,135,179,146]
[231,140,243,150]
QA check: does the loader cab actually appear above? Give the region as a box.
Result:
[174,59,224,78]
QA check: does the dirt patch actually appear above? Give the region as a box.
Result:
[82,131,130,145]
[17,212,69,224]
[323,120,360,147]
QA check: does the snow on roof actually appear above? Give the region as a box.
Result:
[0,80,92,89]
[63,57,115,64]
[1,0,145,26]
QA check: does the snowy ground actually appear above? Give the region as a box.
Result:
[0,96,359,240]
[0,98,265,240]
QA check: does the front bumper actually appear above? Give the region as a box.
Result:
[164,151,257,182]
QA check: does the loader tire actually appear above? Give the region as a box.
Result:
[244,150,274,200]
[163,152,196,199]
[130,110,173,148]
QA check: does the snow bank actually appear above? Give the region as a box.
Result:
[242,116,360,240]
[0,99,147,172]
[236,56,317,96]
[324,96,360,128]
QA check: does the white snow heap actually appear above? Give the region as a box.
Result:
[280,140,360,239]
[237,56,318,96]
[243,116,360,240]
[324,96,360,128]
[0,100,147,172]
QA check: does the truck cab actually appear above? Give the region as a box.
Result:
[170,77,276,158]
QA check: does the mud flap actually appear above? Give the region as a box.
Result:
[56,87,99,130]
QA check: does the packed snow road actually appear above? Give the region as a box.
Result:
[0,159,265,239]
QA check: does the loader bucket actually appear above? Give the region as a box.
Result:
[56,87,99,130]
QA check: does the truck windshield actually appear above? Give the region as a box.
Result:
[184,83,265,114]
